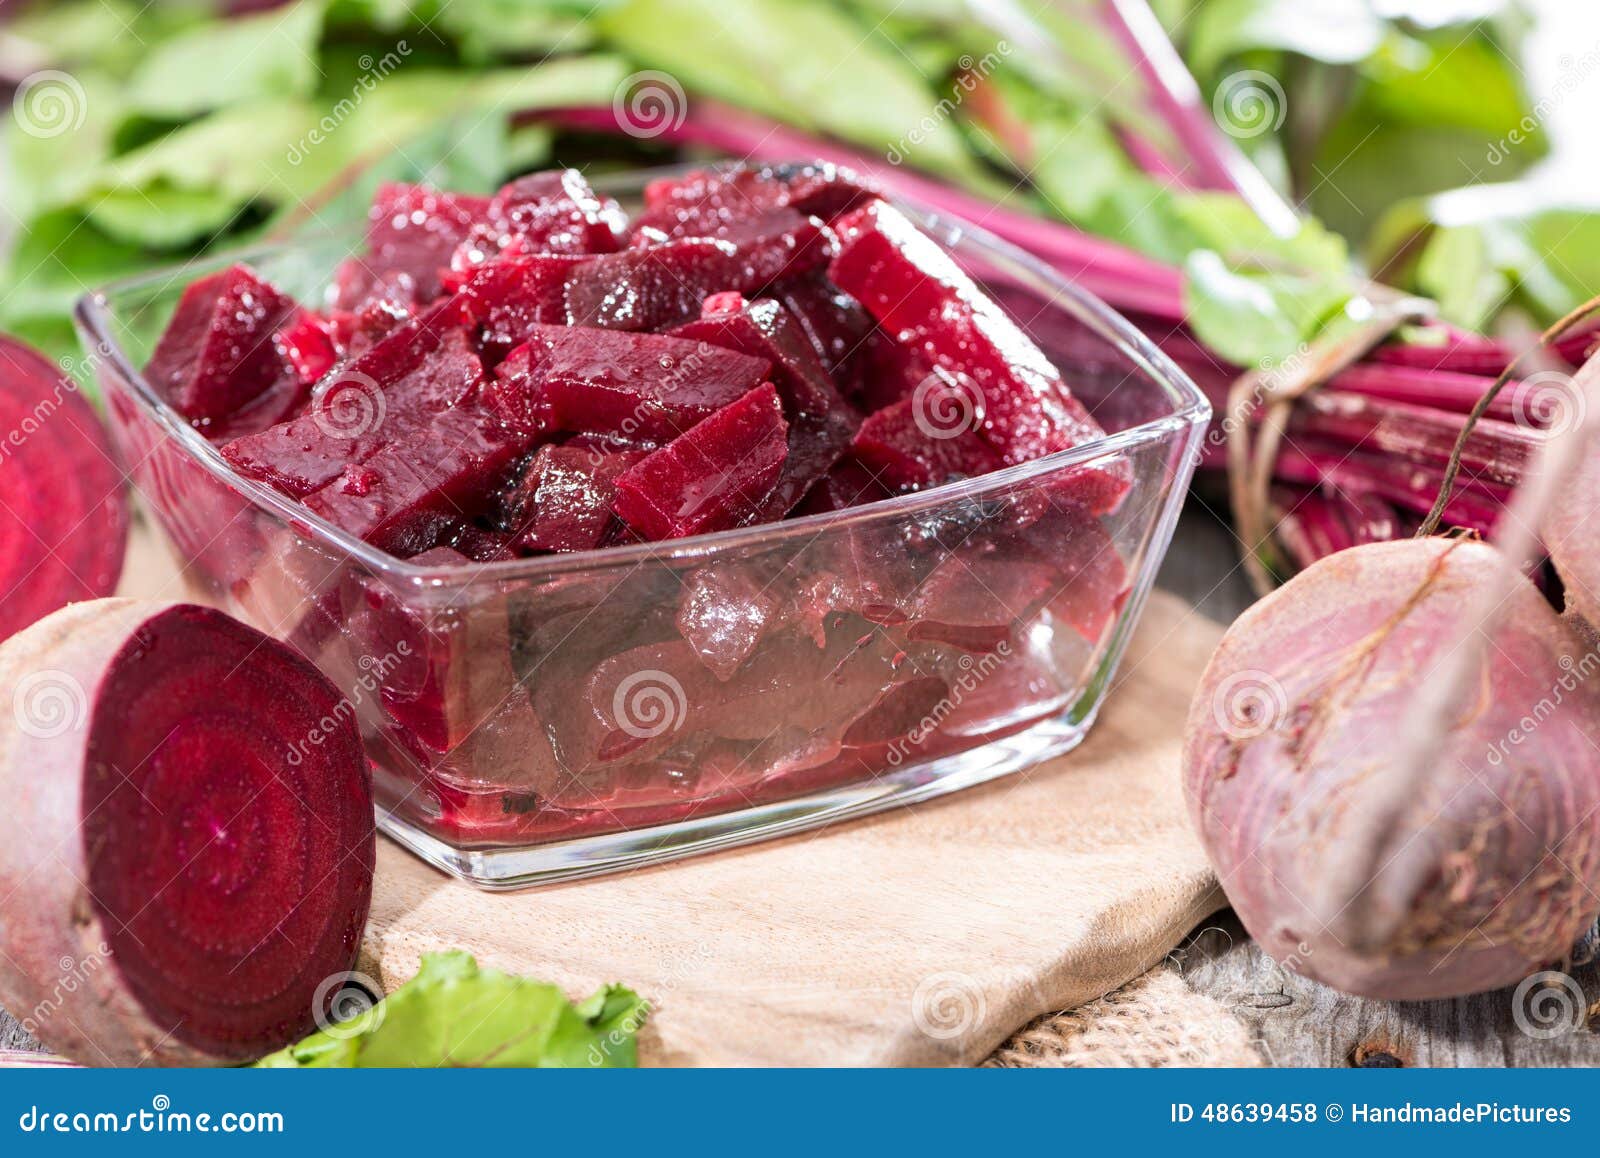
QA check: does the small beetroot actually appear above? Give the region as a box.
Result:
[0,600,374,1065]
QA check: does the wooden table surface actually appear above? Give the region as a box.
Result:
[7,502,1593,1065]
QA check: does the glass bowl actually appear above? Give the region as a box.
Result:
[76,168,1209,889]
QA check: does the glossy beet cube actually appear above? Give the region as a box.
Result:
[636,162,877,239]
[456,253,591,363]
[145,264,300,425]
[850,370,1003,490]
[565,211,836,332]
[302,406,525,555]
[830,200,1128,512]
[491,169,627,254]
[502,443,648,553]
[221,317,482,499]
[344,183,492,307]
[612,383,789,540]
[488,324,770,443]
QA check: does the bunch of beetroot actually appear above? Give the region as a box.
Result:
[1184,346,1600,1001]
[145,163,1127,564]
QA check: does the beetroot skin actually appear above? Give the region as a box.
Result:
[0,600,374,1065]
[0,337,128,642]
[1184,539,1600,999]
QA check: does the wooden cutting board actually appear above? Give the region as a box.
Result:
[120,515,1226,1067]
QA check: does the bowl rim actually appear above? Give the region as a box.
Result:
[74,163,1211,587]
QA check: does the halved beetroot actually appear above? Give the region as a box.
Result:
[302,406,525,555]
[222,312,482,499]
[0,337,128,641]
[145,264,299,426]
[611,383,789,540]
[636,162,877,239]
[488,324,770,442]
[830,200,1128,512]
[501,443,648,553]
[565,210,836,332]
[0,600,373,1066]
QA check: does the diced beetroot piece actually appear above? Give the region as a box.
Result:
[776,274,877,387]
[611,383,789,540]
[145,264,299,425]
[565,211,835,332]
[451,526,518,562]
[346,547,560,793]
[455,253,591,363]
[221,318,482,499]
[830,200,1128,511]
[636,162,877,239]
[677,566,778,680]
[753,412,855,521]
[488,324,770,443]
[326,267,416,353]
[668,295,856,427]
[502,444,648,554]
[351,182,492,305]
[907,551,1060,653]
[780,530,918,645]
[840,676,951,748]
[797,458,893,514]
[302,406,524,556]
[1023,504,1130,643]
[850,372,1004,490]
[275,309,340,387]
[491,169,628,255]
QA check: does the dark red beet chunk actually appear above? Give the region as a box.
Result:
[456,254,591,363]
[0,338,128,642]
[830,200,1128,512]
[488,324,770,443]
[565,210,836,332]
[776,274,877,391]
[491,169,627,255]
[275,309,339,388]
[302,406,525,555]
[145,264,299,425]
[612,383,789,540]
[339,183,491,308]
[502,443,648,553]
[851,370,1004,490]
[222,318,482,499]
[636,162,877,239]
[797,458,893,514]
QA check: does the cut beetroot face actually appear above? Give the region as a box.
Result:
[636,162,877,238]
[326,268,416,356]
[490,169,627,255]
[565,211,836,332]
[830,200,1128,512]
[275,309,340,388]
[456,253,591,363]
[501,443,648,553]
[488,323,770,443]
[611,383,789,540]
[145,264,300,426]
[850,370,1004,490]
[343,182,492,307]
[0,338,128,642]
[0,600,373,1066]
[677,565,778,680]
[222,311,482,499]
[302,406,526,555]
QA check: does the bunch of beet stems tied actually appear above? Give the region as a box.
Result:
[536,78,1595,590]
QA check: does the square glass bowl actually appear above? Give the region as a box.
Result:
[76,171,1209,889]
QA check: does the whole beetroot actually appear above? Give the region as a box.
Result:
[1184,537,1600,999]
